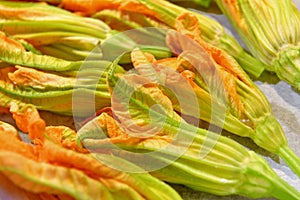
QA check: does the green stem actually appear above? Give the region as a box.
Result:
[235,50,266,78]
[273,46,300,90]
[217,33,266,78]
[278,145,300,178]
[191,0,212,8]
[271,176,300,200]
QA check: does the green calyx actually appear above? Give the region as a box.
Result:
[273,46,300,90]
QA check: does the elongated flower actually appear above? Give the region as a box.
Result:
[216,0,300,89]
[116,0,267,77]
[0,30,127,116]
[27,0,267,77]
[0,65,115,116]
[0,1,171,62]
[75,52,300,199]
[146,13,300,179]
[0,1,110,60]
[0,29,172,116]
[0,107,182,200]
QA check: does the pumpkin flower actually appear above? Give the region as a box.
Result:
[18,0,266,77]
[117,0,267,77]
[0,106,182,200]
[216,0,300,89]
[152,13,300,179]
[75,54,300,199]
[0,1,171,62]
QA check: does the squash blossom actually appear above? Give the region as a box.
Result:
[31,0,266,77]
[0,1,109,61]
[0,32,121,116]
[0,1,172,116]
[0,1,171,62]
[216,0,300,89]
[116,0,267,77]
[157,13,300,179]
[75,49,300,200]
[0,106,182,200]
